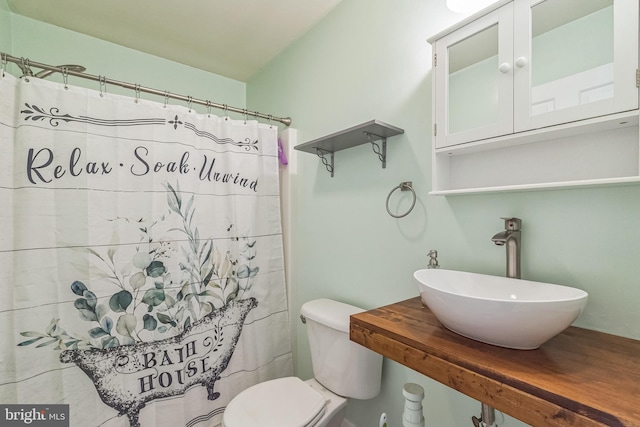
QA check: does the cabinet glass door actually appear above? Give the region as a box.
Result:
[516,0,638,131]
[448,24,499,135]
[434,4,514,148]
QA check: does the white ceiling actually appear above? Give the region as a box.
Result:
[6,0,344,82]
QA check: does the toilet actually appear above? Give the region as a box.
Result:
[222,298,383,427]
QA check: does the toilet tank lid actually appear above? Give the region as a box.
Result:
[301,299,365,332]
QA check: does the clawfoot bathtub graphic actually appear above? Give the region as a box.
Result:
[60,298,258,427]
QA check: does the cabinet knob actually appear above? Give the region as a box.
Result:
[515,57,528,68]
[498,62,512,73]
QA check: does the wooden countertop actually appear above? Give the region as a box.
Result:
[350,297,640,427]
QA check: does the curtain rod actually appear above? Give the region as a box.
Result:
[0,52,292,127]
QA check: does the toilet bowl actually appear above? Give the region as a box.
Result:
[222,377,347,427]
[222,299,383,427]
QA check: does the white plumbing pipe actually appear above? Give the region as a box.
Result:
[402,383,425,427]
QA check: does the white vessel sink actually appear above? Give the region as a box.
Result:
[414,269,588,350]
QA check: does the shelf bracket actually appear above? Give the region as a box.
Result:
[364,132,387,169]
[315,148,334,177]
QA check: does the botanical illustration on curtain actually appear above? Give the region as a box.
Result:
[0,73,292,426]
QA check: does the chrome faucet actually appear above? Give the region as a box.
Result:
[491,217,522,279]
[479,217,522,427]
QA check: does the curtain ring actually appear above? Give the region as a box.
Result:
[223,104,229,121]
[134,84,141,103]
[1,53,7,78]
[99,76,107,97]
[206,100,212,117]
[386,181,416,218]
[187,96,193,112]
[62,66,69,90]
[268,114,274,129]
[243,109,248,124]
[164,91,170,108]
[20,57,32,81]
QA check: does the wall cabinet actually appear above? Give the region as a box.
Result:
[428,0,640,194]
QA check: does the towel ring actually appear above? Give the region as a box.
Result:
[386,181,416,218]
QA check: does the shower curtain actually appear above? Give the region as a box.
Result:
[0,73,292,426]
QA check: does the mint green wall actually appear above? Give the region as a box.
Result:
[248,1,640,426]
[0,1,11,52]
[2,12,245,111]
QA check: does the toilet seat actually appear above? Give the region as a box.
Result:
[223,377,327,427]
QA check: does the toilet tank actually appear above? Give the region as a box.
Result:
[301,299,383,400]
